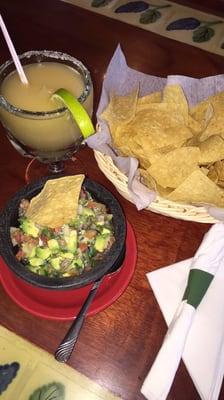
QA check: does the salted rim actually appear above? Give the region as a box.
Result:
[0,50,92,120]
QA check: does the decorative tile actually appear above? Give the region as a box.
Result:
[162,6,224,53]
[0,325,121,400]
[62,0,224,56]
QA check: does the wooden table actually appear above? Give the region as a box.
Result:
[0,1,224,399]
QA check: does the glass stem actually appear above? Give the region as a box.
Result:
[48,161,64,174]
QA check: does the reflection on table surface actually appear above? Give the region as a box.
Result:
[0,1,224,399]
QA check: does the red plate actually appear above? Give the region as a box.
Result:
[0,221,137,321]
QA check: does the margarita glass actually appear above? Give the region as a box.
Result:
[0,50,94,181]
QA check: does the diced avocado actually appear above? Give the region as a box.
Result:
[29,265,40,273]
[96,220,104,226]
[47,238,60,252]
[82,207,95,217]
[22,243,36,258]
[71,215,86,229]
[65,230,77,253]
[61,252,74,260]
[72,258,83,268]
[29,257,44,267]
[101,228,111,235]
[94,235,109,253]
[21,219,39,238]
[36,247,51,260]
[50,257,62,270]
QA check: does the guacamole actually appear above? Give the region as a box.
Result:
[11,188,115,278]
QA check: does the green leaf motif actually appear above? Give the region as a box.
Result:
[91,0,113,7]
[29,382,65,400]
[193,26,215,42]
[140,9,161,24]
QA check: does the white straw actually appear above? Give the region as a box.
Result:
[0,13,28,85]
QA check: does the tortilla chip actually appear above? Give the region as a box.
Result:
[101,85,224,209]
[135,124,192,154]
[138,91,162,104]
[190,101,213,128]
[26,175,85,228]
[187,115,204,136]
[199,114,224,142]
[147,147,200,189]
[112,122,135,149]
[140,169,172,196]
[199,135,224,164]
[208,160,224,185]
[136,103,187,127]
[167,169,224,207]
[207,165,219,184]
[200,166,209,176]
[191,93,224,142]
[100,88,138,134]
[184,135,200,147]
[199,91,224,111]
[136,91,162,112]
[147,144,188,165]
[140,169,157,191]
[163,84,189,124]
[138,155,151,170]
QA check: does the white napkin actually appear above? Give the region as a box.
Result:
[141,223,224,400]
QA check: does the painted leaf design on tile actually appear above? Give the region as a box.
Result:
[29,382,65,400]
[140,9,161,23]
[140,4,171,24]
[193,26,214,42]
[166,17,200,31]
[0,362,20,394]
[166,18,223,43]
[91,0,114,7]
[193,21,223,42]
[115,1,149,13]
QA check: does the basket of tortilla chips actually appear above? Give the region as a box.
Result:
[92,84,224,223]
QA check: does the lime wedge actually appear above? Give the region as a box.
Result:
[52,88,95,139]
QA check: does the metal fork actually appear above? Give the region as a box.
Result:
[54,278,102,363]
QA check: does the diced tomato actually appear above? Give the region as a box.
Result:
[87,201,99,209]
[16,249,25,261]
[22,235,38,245]
[54,227,62,234]
[11,230,23,244]
[40,235,49,246]
[78,242,88,252]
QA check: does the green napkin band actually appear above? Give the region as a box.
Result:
[183,268,214,309]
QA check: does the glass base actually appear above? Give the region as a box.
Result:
[25,155,87,184]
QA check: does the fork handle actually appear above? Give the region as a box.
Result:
[54,279,102,363]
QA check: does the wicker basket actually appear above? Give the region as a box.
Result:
[94,150,218,224]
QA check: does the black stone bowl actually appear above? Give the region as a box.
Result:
[0,176,126,290]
